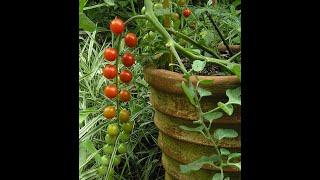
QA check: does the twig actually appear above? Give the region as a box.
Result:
[205,11,233,56]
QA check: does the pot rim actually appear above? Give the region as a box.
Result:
[143,65,241,95]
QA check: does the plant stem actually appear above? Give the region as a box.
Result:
[227,51,241,62]
[124,15,148,25]
[83,3,106,11]
[167,28,220,58]
[205,10,233,56]
[162,0,173,71]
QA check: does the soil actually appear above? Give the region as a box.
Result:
[173,57,229,76]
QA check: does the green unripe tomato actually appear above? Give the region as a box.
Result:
[105,134,117,144]
[101,155,110,166]
[119,131,130,142]
[107,168,115,179]
[122,121,133,133]
[107,123,119,136]
[113,155,121,166]
[103,144,114,154]
[171,12,180,20]
[117,143,127,154]
[97,166,107,176]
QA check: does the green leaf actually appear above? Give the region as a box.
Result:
[203,111,223,123]
[79,12,96,32]
[212,173,223,180]
[227,63,241,80]
[228,162,241,170]
[217,102,234,115]
[220,148,231,156]
[181,81,196,106]
[179,125,204,133]
[197,87,212,97]
[104,0,115,6]
[226,87,241,105]
[199,79,214,85]
[228,153,241,162]
[79,0,88,12]
[214,129,238,140]
[79,108,96,124]
[180,155,220,173]
[79,140,101,167]
[192,60,206,72]
[232,0,241,7]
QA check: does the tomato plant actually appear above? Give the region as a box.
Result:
[110,18,125,36]
[113,155,121,166]
[119,69,133,83]
[119,109,130,123]
[97,166,107,176]
[117,143,127,154]
[119,89,131,102]
[124,33,138,47]
[122,52,135,67]
[105,134,117,144]
[103,144,115,154]
[101,155,110,165]
[107,123,120,136]
[183,8,191,18]
[103,64,117,79]
[104,48,118,61]
[122,121,133,133]
[103,106,116,119]
[119,131,130,142]
[104,84,118,99]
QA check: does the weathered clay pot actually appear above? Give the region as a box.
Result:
[217,44,240,54]
[144,66,241,180]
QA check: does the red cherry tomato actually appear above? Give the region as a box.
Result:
[104,84,118,99]
[104,48,118,61]
[119,70,133,83]
[183,8,191,18]
[122,52,135,67]
[124,33,138,47]
[109,18,125,36]
[119,89,131,102]
[103,65,117,79]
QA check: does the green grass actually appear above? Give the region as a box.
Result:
[79,31,163,180]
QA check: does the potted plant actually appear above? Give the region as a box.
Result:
[98,0,241,179]
[140,1,241,179]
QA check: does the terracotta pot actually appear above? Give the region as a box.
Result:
[143,66,241,180]
[217,44,241,54]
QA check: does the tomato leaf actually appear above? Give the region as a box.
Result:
[212,173,223,180]
[227,63,241,80]
[220,148,231,156]
[226,87,241,105]
[197,87,212,97]
[203,111,223,123]
[181,81,196,106]
[217,102,234,115]
[227,162,241,170]
[192,60,206,72]
[179,125,204,133]
[79,12,96,32]
[214,129,238,140]
[228,153,241,162]
[180,155,220,173]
